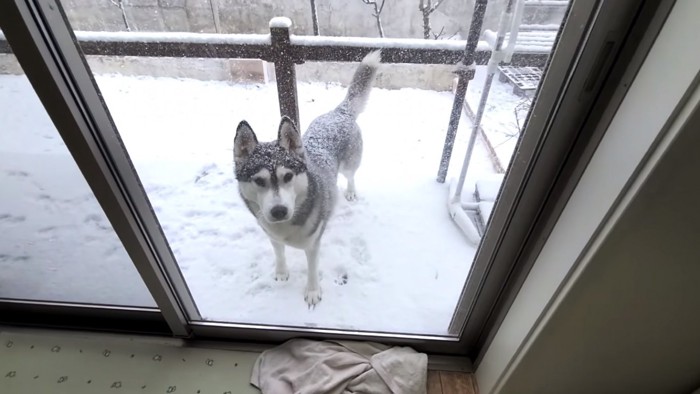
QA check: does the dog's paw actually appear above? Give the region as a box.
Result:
[275,269,289,281]
[304,287,322,307]
[344,190,357,201]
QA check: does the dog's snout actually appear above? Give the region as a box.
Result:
[270,205,288,220]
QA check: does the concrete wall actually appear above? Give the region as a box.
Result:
[295,61,457,90]
[59,0,565,38]
[0,53,457,90]
[62,0,474,37]
[3,1,566,90]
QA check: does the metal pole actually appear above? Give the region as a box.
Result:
[454,0,516,198]
[310,0,320,35]
[436,0,489,183]
[454,75,495,195]
[209,0,221,33]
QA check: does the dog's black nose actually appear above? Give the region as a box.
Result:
[270,205,288,220]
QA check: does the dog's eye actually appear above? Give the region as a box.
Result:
[283,173,293,183]
[254,178,266,187]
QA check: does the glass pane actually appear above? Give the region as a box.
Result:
[0,51,156,307]
[60,0,569,333]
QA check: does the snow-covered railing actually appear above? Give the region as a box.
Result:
[74,31,273,60]
[0,15,552,182]
[482,29,557,54]
[523,0,568,6]
[0,31,547,66]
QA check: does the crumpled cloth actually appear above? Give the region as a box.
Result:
[250,338,428,394]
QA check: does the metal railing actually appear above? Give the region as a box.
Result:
[0,14,548,181]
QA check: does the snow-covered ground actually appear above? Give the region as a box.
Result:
[0,64,524,335]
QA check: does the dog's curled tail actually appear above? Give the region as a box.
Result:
[339,50,381,118]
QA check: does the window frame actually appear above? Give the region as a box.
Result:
[0,0,673,358]
[451,0,676,360]
[0,0,196,337]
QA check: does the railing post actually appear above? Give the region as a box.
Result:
[269,17,301,128]
[436,0,489,183]
[310,0,320,36]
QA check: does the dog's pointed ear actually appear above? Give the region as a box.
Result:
[277,116,305,160]
[234,121,258,165]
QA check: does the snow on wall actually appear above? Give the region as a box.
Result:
[0,53,458,91]
[269,17,293,29]
[524,0,569,6]
[290,35,468,51]
[76,31,271,46]
[482,29,556,53]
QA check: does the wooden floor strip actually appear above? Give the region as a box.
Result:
[438,371,477,394]
[427,371,444,394]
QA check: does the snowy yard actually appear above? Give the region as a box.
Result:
[0,65,524,335]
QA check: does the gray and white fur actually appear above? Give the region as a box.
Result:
[233,50,381,307]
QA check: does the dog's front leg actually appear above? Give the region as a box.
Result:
[271,239,289,281]
[304,242,322,307]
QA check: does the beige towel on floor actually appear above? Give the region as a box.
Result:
[250,339,427,394]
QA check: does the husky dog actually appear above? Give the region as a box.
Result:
[233,51,381,307]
